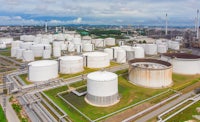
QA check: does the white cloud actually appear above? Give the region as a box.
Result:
[73,17,82,24]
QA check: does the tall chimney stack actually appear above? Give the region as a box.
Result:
[197,9,199,39]
[165,13,168,35]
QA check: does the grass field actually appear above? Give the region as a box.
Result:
[0,47,11,56]
[0,105,7,122]
[44,70,200,122]
[18,74,32,85]
[167,101,200,122]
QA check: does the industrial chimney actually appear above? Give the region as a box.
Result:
[197,9,199,39]
[165,13,168,35]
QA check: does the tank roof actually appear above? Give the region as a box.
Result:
[59,56,83,61]
[28,60,57,67]
[162,53,200,59]
[83,52,108,57]
[87,71,117,81]
[128,58,172,67]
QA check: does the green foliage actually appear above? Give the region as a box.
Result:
[90,29,121,36]
[0,105,7,122]
[21,118,28,122]
[12,104,22,113]
[143,40,147,43]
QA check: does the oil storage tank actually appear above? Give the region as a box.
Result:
[145,44,157,55]
[105,38,115,46]
[94,39,105,48]
[128,59,173,88]
[161,53,200,75]
[28,60,58,82]
[22,50,34,62]
[83,52,110,68]
[104,48,114,60]
[59,56,84,74]
[85,71,119,107]
[132,47,145,58]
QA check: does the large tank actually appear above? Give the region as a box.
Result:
[129,59,173,88]
[132,47,145,58]
[116,49,126,63]
[111,46,122,59]
[20,42,34,50]
[53,47,61,57]
[161,53,200,75]
[43,50,51,59]
[75,44,82,53]
[0,37,13,44]
[59,56,84,74]
[157,44,167,54]
[104,48,114,60]
[105,38,115,46]
[0,43,6,49]
[72,38,82,44]
[68,43,75,52]
[95,39,105,47]
[168,41,180,50]
[16,49,25,59]
[83,52,110,68]
[83,44,94,52]
[22,50,34,62]
[126,50,135,61]
[118,41,124,46]
[11,41,23,48]
[31,44,45,57]
[11,47,19,57]
[28,60,58,82]
[85,71,119,107]
[145,44,157,55]
[120,45,132,51]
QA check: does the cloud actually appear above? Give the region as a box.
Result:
[73,17,82,24]
[0,0,199,25]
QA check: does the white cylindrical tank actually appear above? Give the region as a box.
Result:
[145,44,157,55]
[83,52,110,68]
[120,45,132,51]
[82,40,92,44]
[0,43,6,49]
[126,50,135,61]
[104,48,114,60]
[11,41,22,48]
[161,53,200,75]
[61,44,67,50]
[157,44,167,53]
[85,71,119,107]
[83,44,94,52]
[75,44,82,53]
[43,50,51,59]
[111,46,122,59]
[53,47,61,57]
[132,47,145,58]
[31,44,45,57]
[117,49,126,63]
[118,41,124,46]
[95,39,105,47]
[68,43,75,52]
[28,60,58,82]
[129,59,173,88]
[0,37,13,44]
[20,42,34,50]
[16,49,25,59]
[105,38,115,46]
[11,47,19,57]
[72,38,82,44]
[59,56,84,74]
[22,50,34,62]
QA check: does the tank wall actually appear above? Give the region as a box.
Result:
[85,55,110,68]
[60,59,83,74]
[28,63,58,82]
[129,66,173,88]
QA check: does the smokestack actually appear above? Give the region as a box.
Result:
[195,17,197,32]
[63,27,65,33]
[45,21,48,33]
[197,9,199,39]
[165,13,168,35]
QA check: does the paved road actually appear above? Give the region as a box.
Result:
[135,91,195,122]
[0,96,20,122]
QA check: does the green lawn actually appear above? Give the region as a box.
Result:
[18,74,32,85]
[0,47,11,56]
[0,105,7,122]
[44,71,200,122]
[167,101,200,122]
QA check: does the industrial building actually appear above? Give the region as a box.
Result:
[85,71,119,107]
[128,59,173,88]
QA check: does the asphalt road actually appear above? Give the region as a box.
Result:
[135,91,195,122]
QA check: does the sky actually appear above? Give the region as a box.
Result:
[0,0,199,26]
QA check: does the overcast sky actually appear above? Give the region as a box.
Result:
[0,0,199,26]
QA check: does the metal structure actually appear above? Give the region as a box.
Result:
[128,59,173,88]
